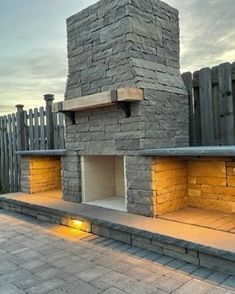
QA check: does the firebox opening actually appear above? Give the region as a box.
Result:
[81,156,127,211]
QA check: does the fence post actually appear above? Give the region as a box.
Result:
[182,72,195,146]
[15,104,25,191]
[44,94,55,149]
[16,104,26,151]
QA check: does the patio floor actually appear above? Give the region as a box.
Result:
[160,207,235,234]
[1,191,235,260]
[0,210,234,293]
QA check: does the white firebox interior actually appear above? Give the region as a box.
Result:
[81,156,127,211]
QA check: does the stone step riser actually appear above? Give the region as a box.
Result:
[0,198,234,276]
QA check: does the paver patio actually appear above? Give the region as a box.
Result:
[0,210,234,294]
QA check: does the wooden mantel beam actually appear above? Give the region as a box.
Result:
[52,88,144,113]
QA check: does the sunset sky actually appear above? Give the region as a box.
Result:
[0,0,235,114]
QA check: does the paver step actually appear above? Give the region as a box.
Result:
[0,193,235,276]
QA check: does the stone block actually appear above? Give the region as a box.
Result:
[187,161,226,178]
[116,139,140,151]
[127,180,152,191]
[199,253,235,276]
[197,176,226,186]
[132,238,162,254]
[227,176,235,187]
[91,224,131,244]
[127,203,154,217]
[21,207,38,218]
[162,248,199,265]
[38,214,50,222]
[63,193,82,204]
[213,186,235,196]
[100,17,132,43]
[152,239,186,254]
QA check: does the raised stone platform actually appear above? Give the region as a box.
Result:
[0,192,235,275]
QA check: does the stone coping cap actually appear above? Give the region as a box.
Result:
[15,150,67,157]
[140,146,235,157]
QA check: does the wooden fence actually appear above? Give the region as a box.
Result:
[0,94,65,193]
[182,62,235,146]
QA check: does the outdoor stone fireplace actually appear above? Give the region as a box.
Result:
[56,0,189,216]
[15,0,235,218]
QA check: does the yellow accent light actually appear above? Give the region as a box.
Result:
[67,218,91,232]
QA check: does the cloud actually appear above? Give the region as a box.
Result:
[166,0,235,72]
[0,47,67,114]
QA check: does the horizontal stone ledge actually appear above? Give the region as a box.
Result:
[52,88,144,112]
[15,150,67,157]
[139,146,235,157]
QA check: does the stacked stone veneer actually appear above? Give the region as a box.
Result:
[21,157,61,194]
[188,158,235,213]
[153,158,188,215]
[62,0,189,212]
[150,157,235,216]
[65,0,186,99]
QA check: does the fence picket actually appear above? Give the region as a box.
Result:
[28,109,34,150]
[8,114,13,192]
[218,63,234,145]
[12,113,18,191]
[34,108,39,150]
[3,116,9,191]
[39,107,46,150]
[0,117,4,191]
[53,113,58,149]
[182,72,195,146]
[192,71,201,145]
[23,111,29,150]
[199,67,214,145]
[59,113,65,149]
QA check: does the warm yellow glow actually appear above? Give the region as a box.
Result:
[71,219,83,229]
[66,218,91,232]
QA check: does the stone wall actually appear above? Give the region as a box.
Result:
[66,0,186,99]
[21,157,61,194]
[188,158,235,213]
[21,157,30,194]
[65,89,188,154]
[153,158,187,215]
[61,151,81,202]
[126,156,155,217]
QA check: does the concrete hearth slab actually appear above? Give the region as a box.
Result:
[0,192,99,215]
[1,192,235,274]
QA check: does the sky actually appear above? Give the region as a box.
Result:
[0,0,235,114]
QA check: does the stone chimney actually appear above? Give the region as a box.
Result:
[66,0,186,99]
[61,0,189,216]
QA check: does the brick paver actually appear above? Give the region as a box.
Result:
[0,210,234,294]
